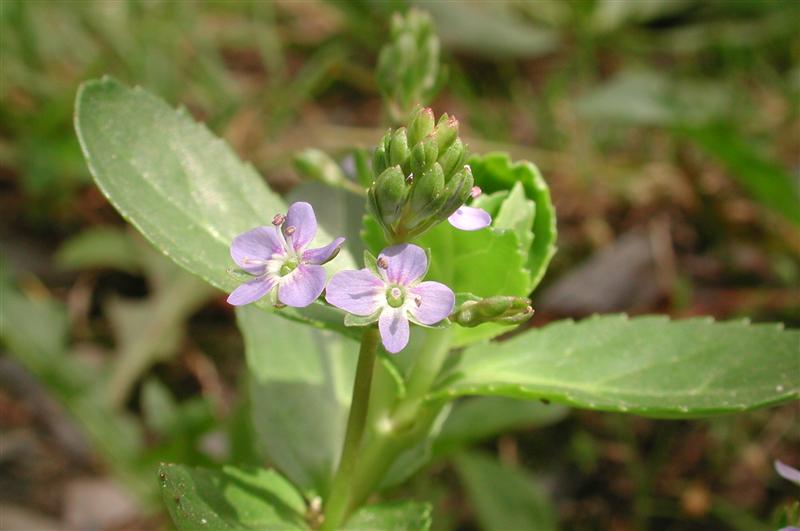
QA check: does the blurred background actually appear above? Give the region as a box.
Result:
[1,1,798,529]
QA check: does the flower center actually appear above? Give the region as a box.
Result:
[280,258,299,276]
[386,285,406,308]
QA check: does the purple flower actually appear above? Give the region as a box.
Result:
[325,244,455,353]
[447,185,491,231]
[227,202,345,308]
[775,459,800,486]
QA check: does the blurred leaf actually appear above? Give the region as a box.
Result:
[431,315,800,417]
[140,377,179,436]
[344,501,433,530]
[237,305,358,498]
[417,1,559,58]
[679,123,800,226]
[433,397,568,458]
[159,463,307,530]
[454,451,556,531]
[74,77,355,335]
[592,0,696,33]
[56,226,140,273]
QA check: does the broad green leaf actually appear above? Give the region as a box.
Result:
[159,463,307,530]
[56,226,140,273]
[74,77,355,334]
[430,315,800,417]
[469,152,557,292]
[678,123,800,226]
[454,451,556,531]
[344,501,432,531]
[493,181,535,253]
[433,397,568,458]
[237,305,357,497]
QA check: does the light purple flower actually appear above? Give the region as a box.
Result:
[325,243,455,353]
[227,202,345,308]
[775,460,800,486]
[447,185,491,231]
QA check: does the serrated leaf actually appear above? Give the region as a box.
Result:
[454,451,556,531]
[430,315,799,417]
[493,181,535,253]
[344,501,432,531]
[74,77,355,334]
[469,152,557,293]
[237,306,357,497]
[159,463,307,530]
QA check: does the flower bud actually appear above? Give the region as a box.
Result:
[436,165,474,220]
[409,162,445,218]
[410,134,439,176]
[451,296,534,328]
[408,107,435,146]
[372,130,392,176]
[372,165,407,226]
[434,114,459,152]
[388,128,410,168]
[438,137,466,179]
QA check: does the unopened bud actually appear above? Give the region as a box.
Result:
[471,185,482,199]
[434,114,459,152]
[409,163,445,220]
[373,165,408,226]
[388,128,410,168]
[409,107,435,146]
[410,135,439,177]
[451,296,534,328]
[437,165,474,220]
[438,137,466,178]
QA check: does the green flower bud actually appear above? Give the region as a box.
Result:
[408,107,435,146]
[437,164,474,220]
[373,165,407,226]
[438,137,466,179]
[434,114,459,152]
[388,128,410,168]
[372,130,392,177]
[410,134,439,177]
[409,162,445,218]
[451,296,534,328]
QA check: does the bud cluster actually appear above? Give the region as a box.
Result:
[451,296,534,328]
[368,107,474,242]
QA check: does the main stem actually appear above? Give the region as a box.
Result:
[323,327,380,530]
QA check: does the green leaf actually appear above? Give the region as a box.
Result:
[344,501,432,531]
[159,463,307,530]
[55,226,140,273]
[430,315,800,417]
[237,305,357,497]
[74,77,355,333]
[678,123,800,226]
[469,152,557,292]
[433,397,568,458]
[454,451,556,531]
[492,181,535,253]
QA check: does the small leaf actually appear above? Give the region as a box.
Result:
[430,315,799,417]
[158,463,307,530]
[493,181,535,253]
[74,77,355,334]
[344,501,433,531]
[454,451,556,531]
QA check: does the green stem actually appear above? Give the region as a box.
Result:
[323,327,381,530]
[344,327,452,517]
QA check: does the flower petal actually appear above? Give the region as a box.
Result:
[379,307,410,354]
[325,269,385,315]
[379,244,428,286]
[230,226,284,273]
[277,264,326,308]
[775,460,800,485]
[284,202,317,251]
[226,277,276,306]
[447,206,492,231]
[303,237,346,265]
[408,281,455,325]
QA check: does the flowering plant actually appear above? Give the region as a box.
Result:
[70,9,798,531]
